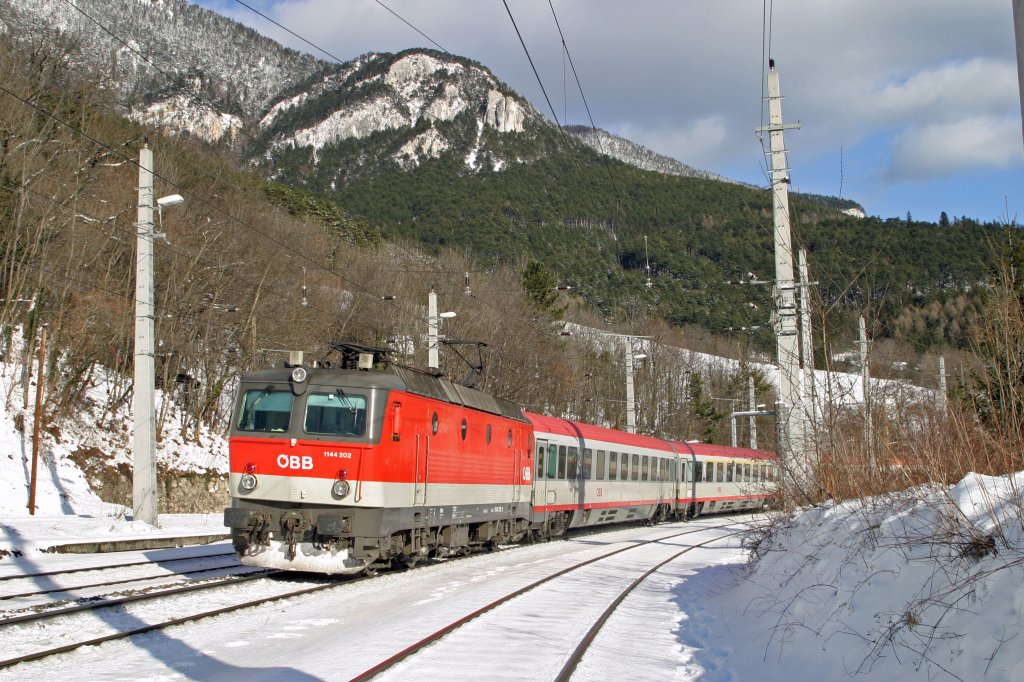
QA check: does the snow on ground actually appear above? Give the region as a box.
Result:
[2,485,1022,681]
[0,327,227,521]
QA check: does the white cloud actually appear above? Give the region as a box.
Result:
[872,58,1017,123]
[886,115,1024,180]
[618,117,730,170]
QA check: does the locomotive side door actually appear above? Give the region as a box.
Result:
[413,414,430,507]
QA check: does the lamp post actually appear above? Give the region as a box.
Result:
[133,144,183,526]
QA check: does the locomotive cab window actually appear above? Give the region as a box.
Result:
[237,387,293,432]
[304,392,367,437]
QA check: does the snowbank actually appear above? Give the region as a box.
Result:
[680,472,1024,681]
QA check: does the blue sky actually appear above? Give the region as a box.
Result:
[200,0,1024,223]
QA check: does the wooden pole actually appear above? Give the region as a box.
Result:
[28,324,47,515]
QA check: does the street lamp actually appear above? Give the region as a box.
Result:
[133,144,183,526]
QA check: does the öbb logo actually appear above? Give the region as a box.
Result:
[277,454,314,470]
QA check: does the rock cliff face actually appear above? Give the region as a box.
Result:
[260,51,538,170]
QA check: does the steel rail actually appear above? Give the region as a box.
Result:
[0,559,245,600]
[0,568,279,627]
[554,529,746,681]
[0,550,235,582]
[349,520,742,682]
[0,573,348,670]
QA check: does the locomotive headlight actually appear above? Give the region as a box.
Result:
[291,366,308,383]
[240,473,259,491]
[331,479,351,498]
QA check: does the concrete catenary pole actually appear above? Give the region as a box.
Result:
[625,339,638,434]
[798,248,816,430]
[428,287,440,371]
[938,355,948,413]
[133,145,158,525]
[859,316,875,470]
[749,375,757,449]
[757,60,809,484]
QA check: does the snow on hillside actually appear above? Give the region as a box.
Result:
[0,328,227,520]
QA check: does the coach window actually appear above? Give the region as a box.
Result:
[567,446,579,479]
[684,461,692,483]
[661,458,669,482]
[694,461,702,482]
[608,452,618,480]
[596,450,606,480]
[744,463,751,482]
[486,424,492,445]
[558,445,567,479]
[641,456,649,481]
[715,463,723,483]
[726,463,734,482]
[537,444,545,479]
[582,449,593,479]
[548,444,559,479]
[631,454,640,481]
[237,388,293,432]
[304,392,367,437]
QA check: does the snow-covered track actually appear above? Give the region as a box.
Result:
[0,549,236,583]
[0,556,244,600]
[351,520,744,681]
[0,571,353,670]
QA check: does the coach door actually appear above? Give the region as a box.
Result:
[533,439,556,508]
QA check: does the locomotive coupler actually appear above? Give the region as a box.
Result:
[244,511,273,547]
[280,511,311,560]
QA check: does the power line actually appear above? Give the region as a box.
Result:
[502,0,563,131]
[371,0,449,53]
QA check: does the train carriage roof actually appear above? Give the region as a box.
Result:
[525,412,677,453]
[671,440,780,461]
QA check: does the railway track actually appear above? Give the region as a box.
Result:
[351,519,746,681]
[0,516,754,678]
[0,567,350,670]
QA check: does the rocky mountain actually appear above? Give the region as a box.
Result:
[0,0,720,180]
[565,125,736,183]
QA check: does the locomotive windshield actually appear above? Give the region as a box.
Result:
[304,391,367,437]
[236,387,293,432]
